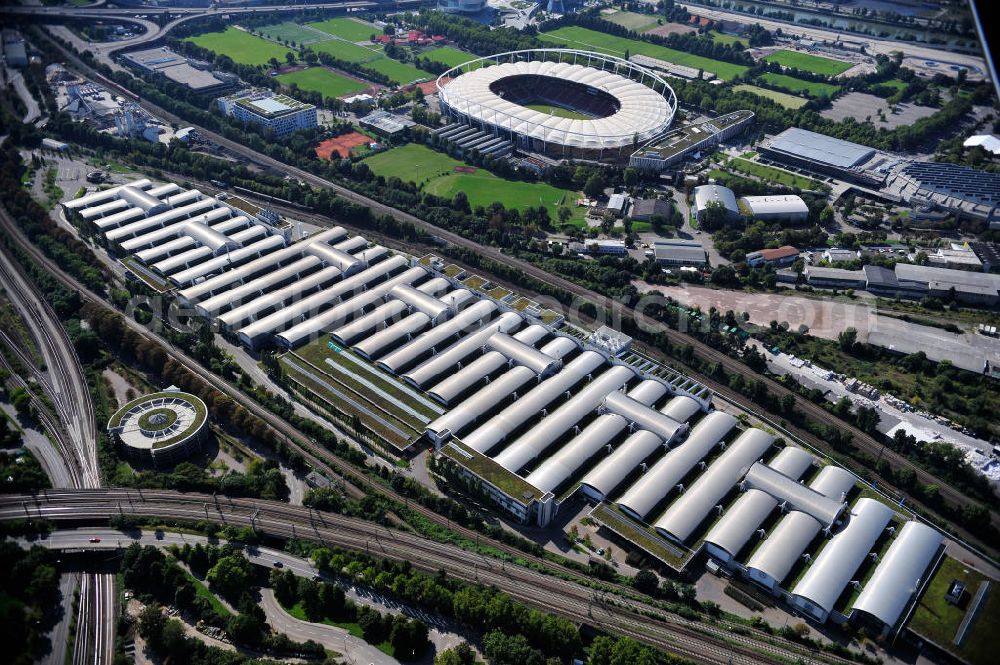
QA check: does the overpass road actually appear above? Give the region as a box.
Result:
[3,489,860,665]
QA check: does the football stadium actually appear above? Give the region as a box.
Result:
[437,49,677,162]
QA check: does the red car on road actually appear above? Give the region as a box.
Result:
[89,537,101,543]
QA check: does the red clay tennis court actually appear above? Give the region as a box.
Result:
[315,132,372,160]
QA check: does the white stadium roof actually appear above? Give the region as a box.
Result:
[439,50,675,151]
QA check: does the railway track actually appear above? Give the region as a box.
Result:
[5,489,858,665]
[0,245,110,664]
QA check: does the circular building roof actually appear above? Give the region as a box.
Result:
[438,50,676,152]
[108,390,207,452]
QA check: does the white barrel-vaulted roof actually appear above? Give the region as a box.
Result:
[652,427,775,543]
[424,324,550,406]
[525,380,667,494]
[790,498,894,621]
[438,50,676,152]
[616,410,737,521]
[744,464,857,590]
[850,521,942,628]
[702,446,814,562]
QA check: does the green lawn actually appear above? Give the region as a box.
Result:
[764,49,853,76]
[285,600,394,656]
[709,31,744,46]
[364,57,433,85]
[308,17,379,42]
[605,11,661,33]
[277,67,367,98]
[539,26,748,80]
[908,556,997,665]
[728,157,822,189]
[733,83,808,109]
[420,46,479,69]
[310,39,384,64]
[522,103,592,119]
[757,72,840,97]
[364,144,585,224]
[185,27,291,66]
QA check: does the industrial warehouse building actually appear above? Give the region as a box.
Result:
[66,181,954,636]
[739,194,809,222]
[803,261,1000,306]
[760,127,890,187]
[653,240,708,267]
[884,160,1000,224]
[693,184,739,222]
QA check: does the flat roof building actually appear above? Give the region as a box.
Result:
[884,161,1000,223]
[654,241,707,267]
[759,127,886,186]
[360,110,416,137]
[123,47,236,95]
[218,89,317,137]
[629,110,754,172]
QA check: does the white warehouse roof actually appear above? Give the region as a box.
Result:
[524,380,668,494]
[424,336,579,443]
[462,350,606,455]
[617,410,737,521]
[424,325,551,406]
[652,427,774,543]
[850,521,943,628]
[493,365,635,473]
[744,464,857,590]
[790,498,894,621]
[702,446,814,561]
[694,184,738,215]
[740,195,809,218]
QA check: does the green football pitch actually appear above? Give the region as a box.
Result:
[185,27,291,66]
[764,50,853,76]
[276,68,368,98]
[364,144,585,225]
[538,25,748,80]
[420,46,480,70]
[757,72,840,97]
[308,18,380,42]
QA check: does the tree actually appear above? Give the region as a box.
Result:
[390,617,430,661]
[227,613,263,647]
[633,569,658,595]
[583,174,606,199]
[558,206,572,225]
[623,168,639,188]
[483,630,545,665]
[820,206,834,225]
[699,200,732,231]
[435,643,476,665]
[838,327,858,352]
[206,553,254,604]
